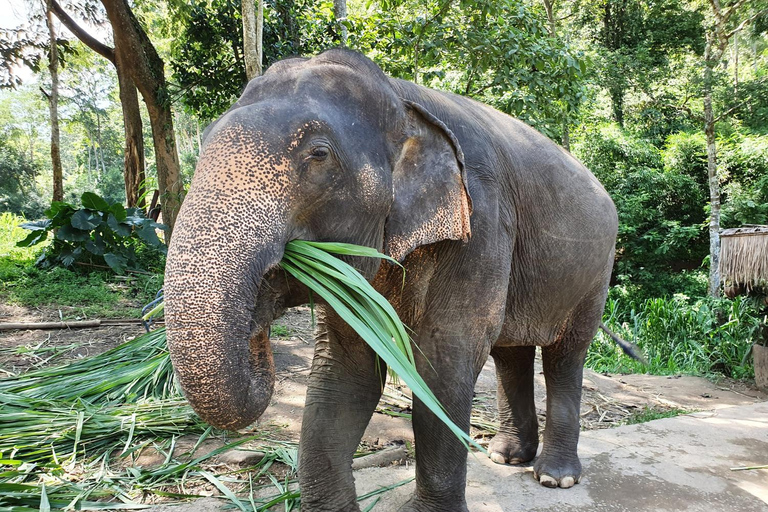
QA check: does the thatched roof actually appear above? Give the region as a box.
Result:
[720,225,768,295]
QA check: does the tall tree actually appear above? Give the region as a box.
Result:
[43,0,64,203]
[50,0,146,208]
[702,0,768,296]
[100,0,183,237]
[541,0,572,149]
[335,0,347,46]
[580,0,703,126]
[242,0,263,79]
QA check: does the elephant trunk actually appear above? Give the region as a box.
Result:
[164,129,290,429]
[165,229,284,429]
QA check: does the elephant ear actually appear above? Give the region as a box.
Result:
[385,101,473,262]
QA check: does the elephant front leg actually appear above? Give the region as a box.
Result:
[488,345,539,465]
[299,316,385,512]
[400,334,487,512]
[534,342,588,489]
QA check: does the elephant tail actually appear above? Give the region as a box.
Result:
[599,323,648,364]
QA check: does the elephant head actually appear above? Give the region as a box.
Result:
[164,49,472,430]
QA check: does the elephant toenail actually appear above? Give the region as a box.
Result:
[490,452,507,464]
[560,476,576,488]
[539,474,558,488]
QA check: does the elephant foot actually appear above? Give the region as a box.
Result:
[488,432,538,465]
[398,496,469,512]
[533,452,582,489]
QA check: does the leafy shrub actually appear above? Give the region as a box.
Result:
[17,192,166,274]
[721,175,768,227]
[573,124,707,296]
[0,138,47,219]
[719,134,768,227]
[628,95,698,146]
[662,131,707,187]
[589,294,765,379]
[719,134,768,187]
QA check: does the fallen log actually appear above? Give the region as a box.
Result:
[0,319,160,331]
[351,444,408,470]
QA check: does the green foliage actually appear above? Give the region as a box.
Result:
[1,264,116,308]
[172,0,334,120]
[271,324,291,336]
[662,131,708,187]
[281,240,483,452]
[17,192,166,274]
[61,47,129,205]
[578,0,704,125]
[1,212,163,318]
[718,134,768,226]
[349,0,586,138]
[573,124,707,296]
[737,76,768,131]
[588,295,765,379]
[171,0,586,137]
[0,136,44,218]
[624,406,687,425]
[0,212,39,262]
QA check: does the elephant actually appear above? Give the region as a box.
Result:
[164,49,618,512]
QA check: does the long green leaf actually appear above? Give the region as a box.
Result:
[281,241,484,452]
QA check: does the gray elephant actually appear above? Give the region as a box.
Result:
[165,49,618,511]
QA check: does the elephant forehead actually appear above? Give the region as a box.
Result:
[176,123,293,254]
[194,124,292,200]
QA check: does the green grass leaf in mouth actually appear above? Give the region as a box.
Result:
[281,240,485,453]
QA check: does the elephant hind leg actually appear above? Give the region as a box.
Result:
[533,340,587,489]
[534,292,606,489]
[488,345,539,465]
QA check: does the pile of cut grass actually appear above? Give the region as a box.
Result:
[0,328,175,403]
[0,239,461,510]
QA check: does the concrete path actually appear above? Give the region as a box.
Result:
[155,401,768,511]
[353,401,768,512]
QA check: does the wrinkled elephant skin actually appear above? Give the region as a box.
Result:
[164,49,618,512]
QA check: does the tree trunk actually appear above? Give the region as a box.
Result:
[732,29,739,95]
[257,0,263,74]
[562,118,570,151]
[101,0,183,238]
[242,0,262,80]
[335,0,348,46]
[45,1,63,203]
[703,38,721,297]
[610,86,624,127]
[542,0,556,36]
[51,0,146,209]
[116,60,146,208]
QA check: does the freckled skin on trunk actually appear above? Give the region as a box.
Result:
[165,49,618,511]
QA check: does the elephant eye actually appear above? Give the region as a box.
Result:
[309,146,330,161]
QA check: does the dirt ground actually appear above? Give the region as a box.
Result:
[2,303,765,442]
[1,303,766,508]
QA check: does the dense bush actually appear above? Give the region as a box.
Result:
[720,134,768,227]
[17,192,166,274]
[573,124,707,297]
[0,137,46,219]
[589,295,766,379]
